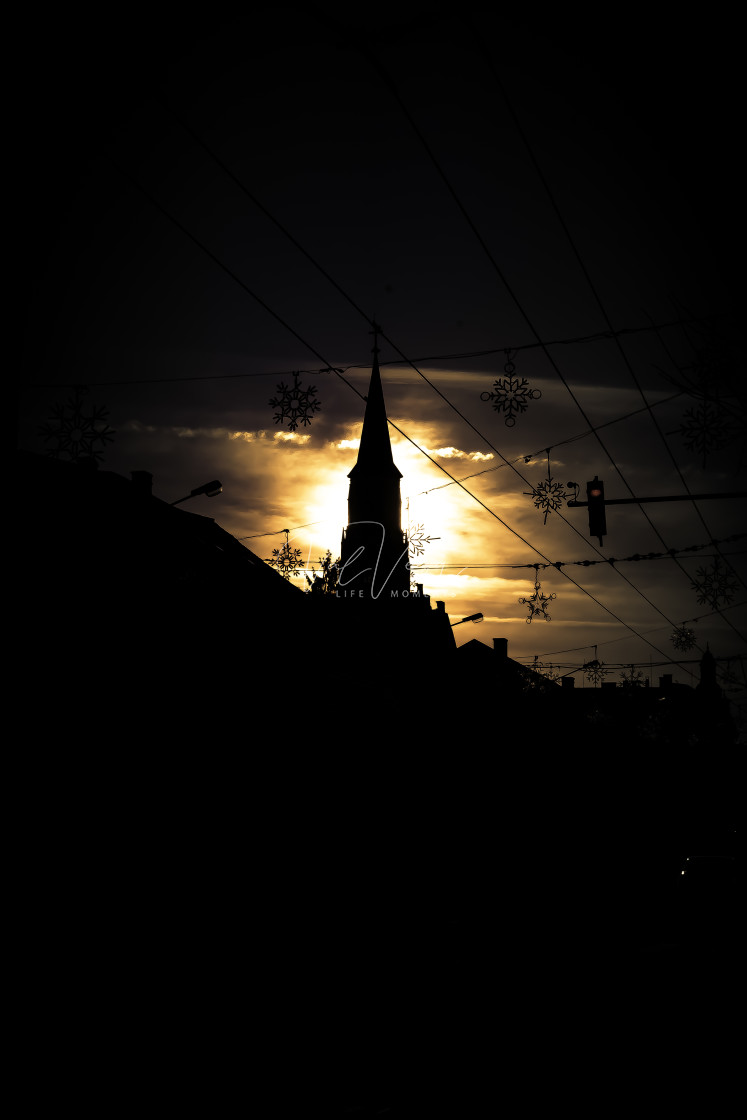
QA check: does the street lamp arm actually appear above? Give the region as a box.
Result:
[171,480,223,505]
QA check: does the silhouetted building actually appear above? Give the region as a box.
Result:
[338,334,409,600]
[457,635,557,692]
[297,335,456,697]
[455,635,737,750]
[13,449,301,730]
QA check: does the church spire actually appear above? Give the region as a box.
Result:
[339,324,409,597]
[348,322,401,481]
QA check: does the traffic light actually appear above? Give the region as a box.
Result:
[586,476,606,544]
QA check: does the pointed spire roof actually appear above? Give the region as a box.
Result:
[348,326,402,479]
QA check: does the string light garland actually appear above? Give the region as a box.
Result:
[509,534,747,570]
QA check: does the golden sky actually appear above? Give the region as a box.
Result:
[34,353,736,690]
[19,8,745,701]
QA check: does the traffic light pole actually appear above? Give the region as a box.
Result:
[568,491,747,507]
[570,478,747,544]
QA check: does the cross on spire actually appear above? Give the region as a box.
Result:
[369,319,382,357]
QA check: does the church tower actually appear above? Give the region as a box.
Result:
[339,328,410,599]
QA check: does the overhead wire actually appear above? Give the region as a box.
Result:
[65,128,747,654]
[358,29,744,644]
[30,320,698,390]
[151,92,715,648]
[103,154,678,660]
[238,520,330,540]
[104,108,736,669]
[108,159,364,405]
[458,16,746,635]
[655,309,747,481]
[31,366,332,389]
[403,389,686,498]
[409,537,747,568]
[409,558,745,567]
[532,599,747,659]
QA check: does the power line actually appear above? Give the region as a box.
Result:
[463,21,747,631]
[650,315,747,569]
[106,157,365,405]
[533,600,747,658]
[151,82,728,644]
[509,536,747,568]
[364,37,745,645]
[353,319,698,365]
[29,323,697,390]
[404,390,686,498]
[321,49,714,637]
[105,155,715,668]
[238,520,329,540]
[410,551,746,570]
[30,366,332,389]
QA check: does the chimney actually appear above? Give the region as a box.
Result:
[131,471,153,497]
[436,601,445,612]
[493,638,508,659]
[562,676,575,690]
[659,674,673,690]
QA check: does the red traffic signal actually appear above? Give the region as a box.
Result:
[586,476,606,544]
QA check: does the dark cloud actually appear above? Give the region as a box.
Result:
[18,8,745,714]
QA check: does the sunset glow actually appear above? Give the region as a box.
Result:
[20,7,743,698]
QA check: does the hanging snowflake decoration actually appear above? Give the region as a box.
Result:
[522,658,559,692]
[532,657,561,683]
[525,452,576,524]
[408,524,439,558]
[39,386,115,462]
[518,567,556,623]
[527,476,569,523]
[663,324,746,467]
[269,372,321,432]
[620,665,644,688]
[671,624,697,652]
[670,401,734,468]
[480,350,541,427]
[691,557,739,609]
[270,529,304,579]
[583,658,608,686]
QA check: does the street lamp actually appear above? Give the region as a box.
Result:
[451,612,484,626]
[171,480,223,506]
